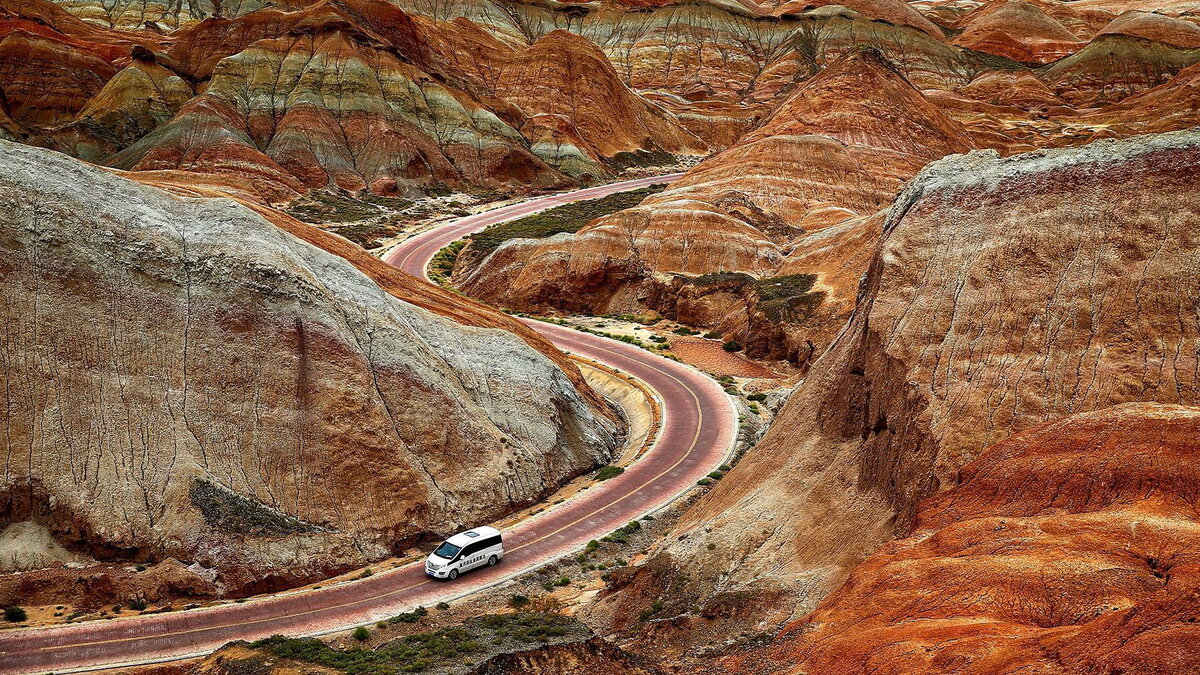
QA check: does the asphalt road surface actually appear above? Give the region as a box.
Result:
[0,174,736,674]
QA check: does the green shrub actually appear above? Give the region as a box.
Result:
[428,238,467,284]
[747,393,767,402]
[353,626,370,641]
[554,576,571,587]
[601,520,642,544]
[610,149,676,169]
[285,190,411,224]
[389,606,428,624]
[509,594,530,608]
[639,600,664,621]
[435,602,450,610]
[594,465,625,481]
[692,271,754,287]
[4,606,26,622]
[723,341,743,352]
[128,598,147,611]
[703,331,722,339]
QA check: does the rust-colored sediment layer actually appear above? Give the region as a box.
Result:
[720,403,1200,674]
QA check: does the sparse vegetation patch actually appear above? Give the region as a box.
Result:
[601,520,642,544]
[594,465,625,481]
[189,479,322,537]
[251,613,585,674]
[754,274,824,323]
[286,191,413,224]
[444,184,666,277]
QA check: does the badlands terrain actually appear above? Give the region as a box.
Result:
[3,0,1200,672]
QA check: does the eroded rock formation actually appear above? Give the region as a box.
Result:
[457,47,970,363]
[951,0,1084,64]
[0,141,619,592]
[587,129,1200,659]
[718,403,1200,674]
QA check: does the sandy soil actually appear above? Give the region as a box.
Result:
[667,337,778,379]
[0,522,91,573]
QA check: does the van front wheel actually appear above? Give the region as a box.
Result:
[447,569,458,580]
[488,555,498,567]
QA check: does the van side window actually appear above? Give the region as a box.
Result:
[482,536,501,548]
[460,541,481,557]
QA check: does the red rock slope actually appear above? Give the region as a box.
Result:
[1099,10,1200,48]
[0,0,160,131]
[951,0,1084,64]
[586,128,1200,661]
[720,403,1200,674]
[456,48,970,361]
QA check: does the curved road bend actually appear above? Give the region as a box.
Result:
[381,173,683,278]
[0,173,735,674]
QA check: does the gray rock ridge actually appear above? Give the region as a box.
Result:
[0,140,618,591]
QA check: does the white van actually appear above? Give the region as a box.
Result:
[425,526,503,580]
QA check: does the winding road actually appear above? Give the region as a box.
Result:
[0,174,736,674]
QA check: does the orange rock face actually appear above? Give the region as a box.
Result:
[13,0,1199,210]
[587,129,1200,662]
[113,26,566,198]
[951,0,1084,64]
[1040,33,1200,105]
[0,0,164,133]
[719,403,1200,674]
[0,27,116,128]
[1078,60,1200,135]
[961,68,1066,107]
[1,0,710,198]
[458,48,970,362]
[1099,9,1200,48]
[491,31,706,161]
[769,0,947,39]
[44,55,193,161]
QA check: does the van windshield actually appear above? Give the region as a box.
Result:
[433,541,461,559]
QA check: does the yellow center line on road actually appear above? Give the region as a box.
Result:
[22,173,719,664]
[35,328,723,655]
